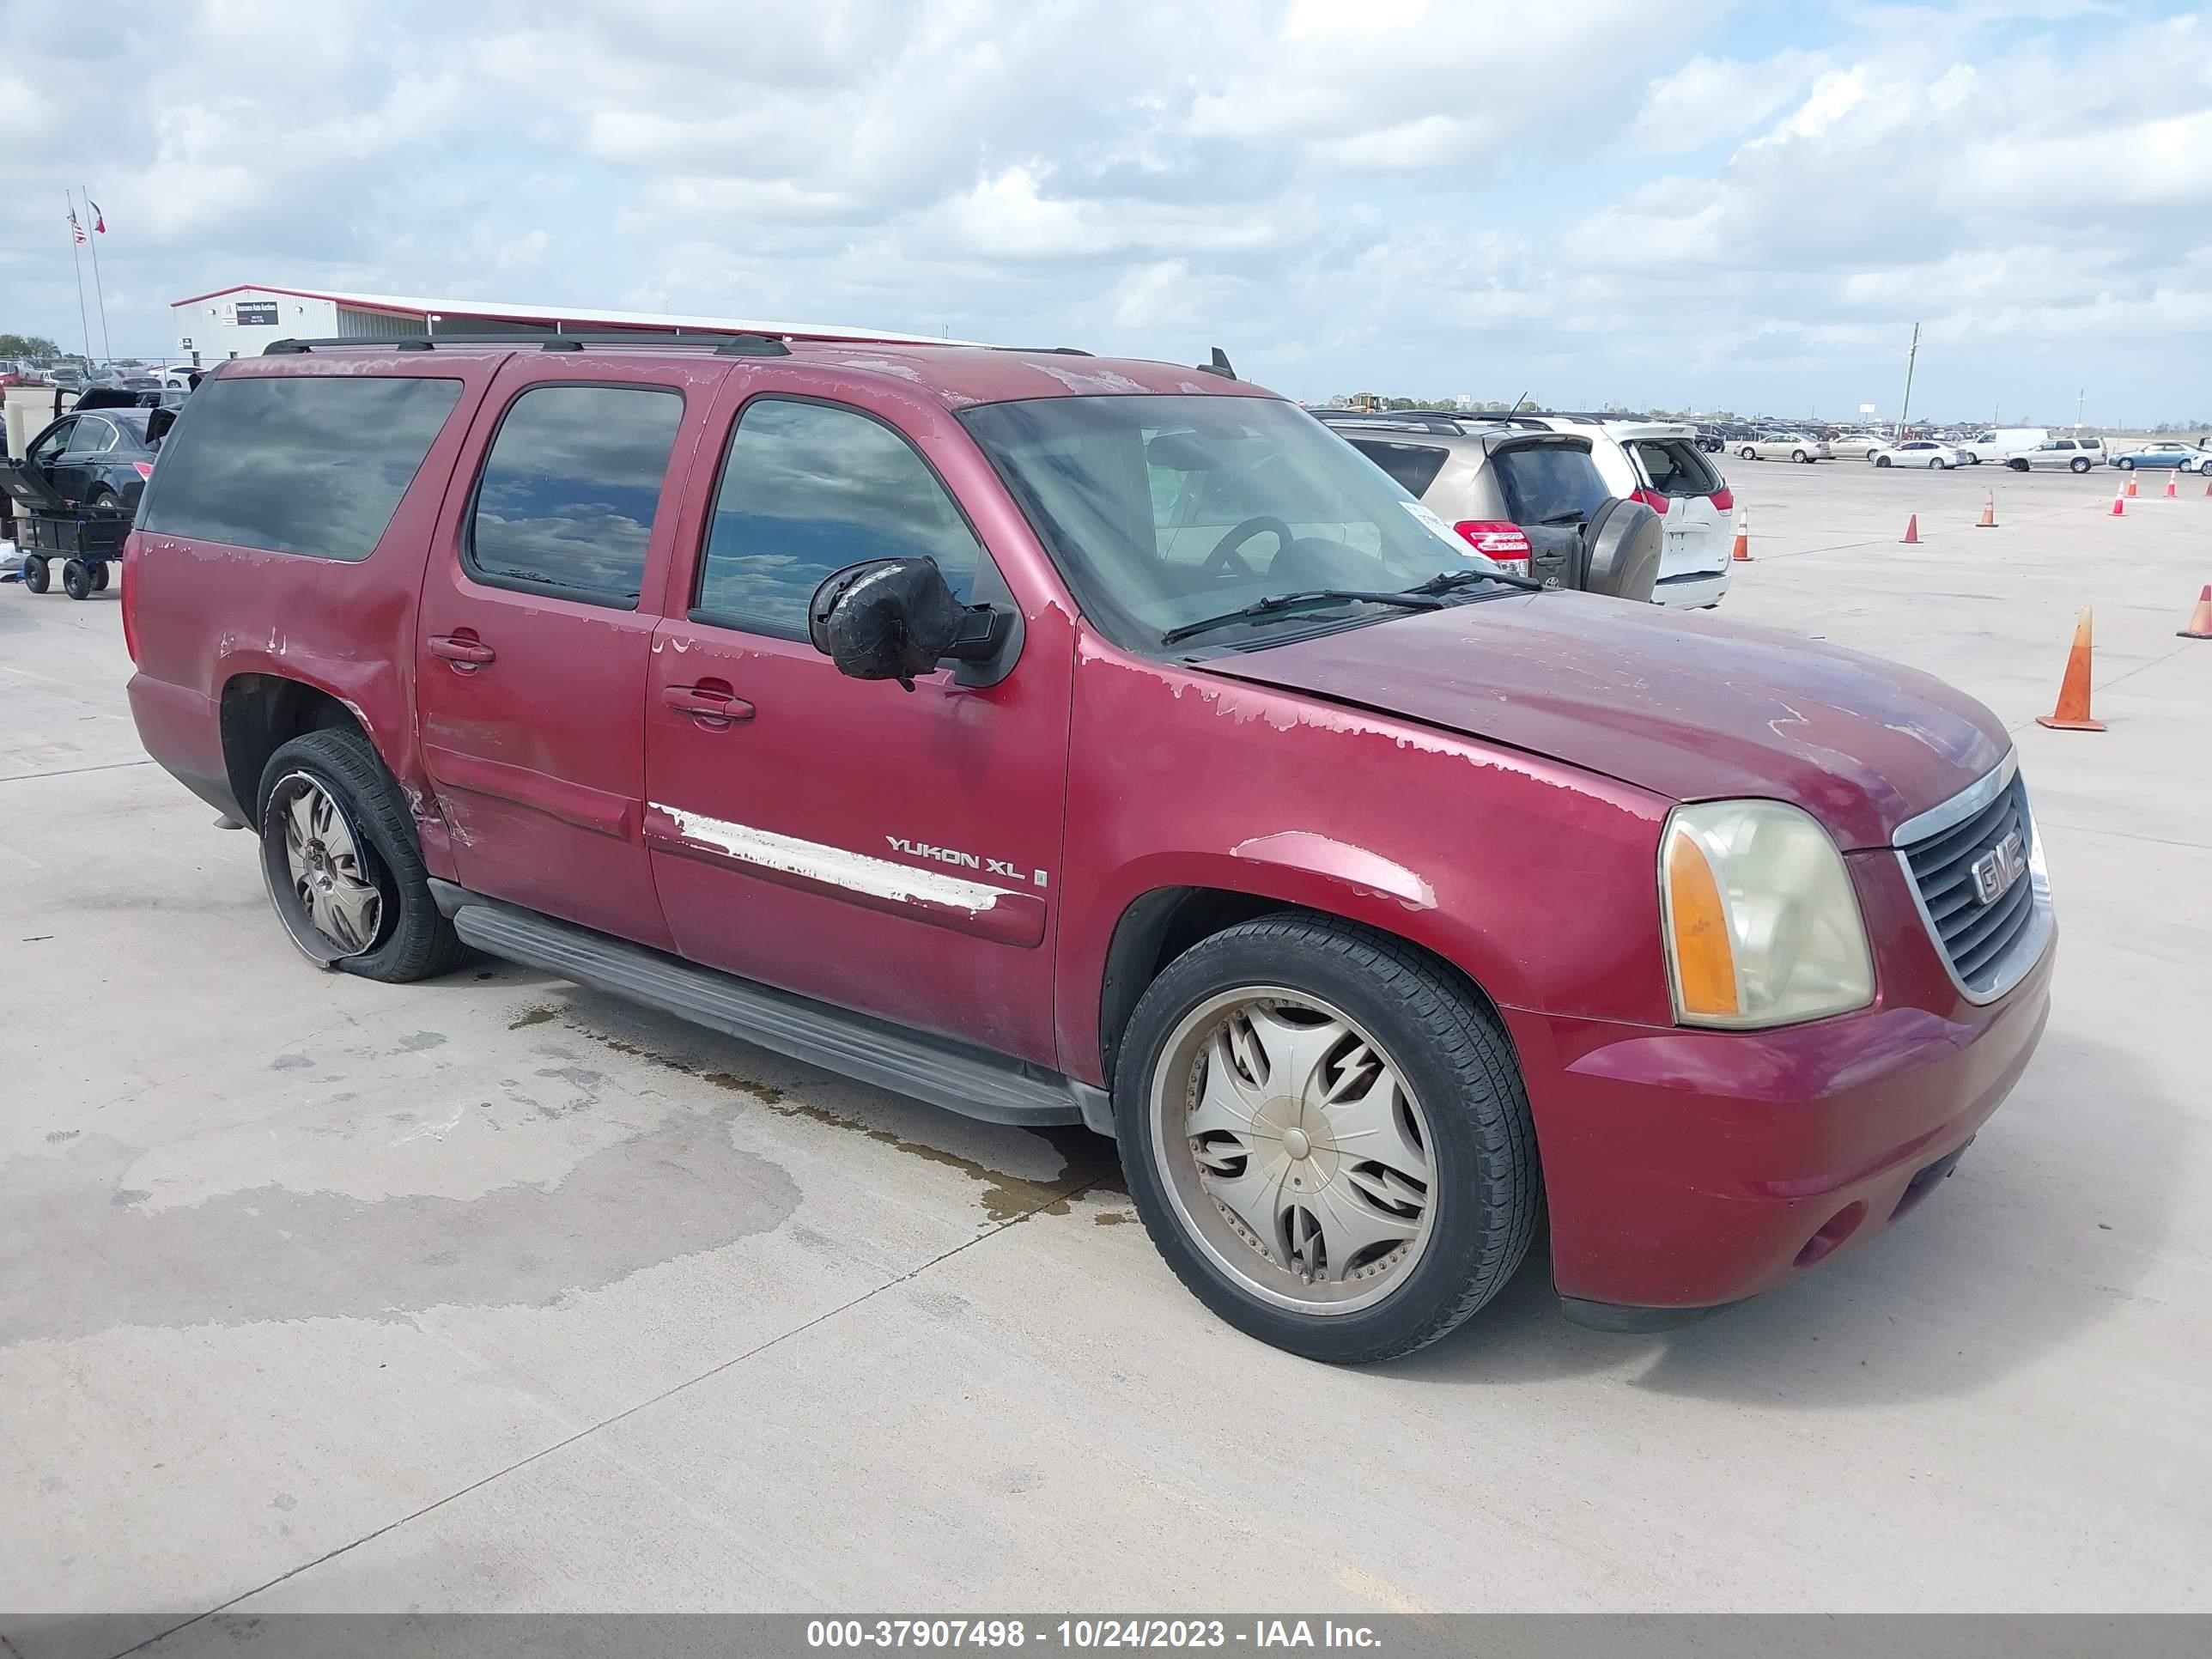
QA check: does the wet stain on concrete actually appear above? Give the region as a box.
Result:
[1093,1211,1137,1226]
[270,1054,315,1072]
[44,1130,78,1145]
[527,1001,1123,1223]
[395,1031,447,1054]
[0,1115,801,1348]
[507,1006,559,1030]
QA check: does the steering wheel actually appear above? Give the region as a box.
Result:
[1202,516,1294,579]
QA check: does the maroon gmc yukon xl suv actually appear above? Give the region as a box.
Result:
[123,331,2053,1363]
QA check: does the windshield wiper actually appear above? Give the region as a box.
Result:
[1402,565,1546,597]
[1161,588,1443,647]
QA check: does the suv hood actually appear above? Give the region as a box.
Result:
[1200,594,2008,849]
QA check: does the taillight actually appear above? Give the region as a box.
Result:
[1453,520,1533,576]
[132,461,154,480]
[120,535,142,665]
[1631,489,1673,514]
[1709,485,1735,512]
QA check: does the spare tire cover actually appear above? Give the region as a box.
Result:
[1581,498,1662,603]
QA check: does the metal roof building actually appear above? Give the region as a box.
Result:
[168,284,953,363]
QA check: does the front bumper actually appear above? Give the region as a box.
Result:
[1505,929,2053,1317]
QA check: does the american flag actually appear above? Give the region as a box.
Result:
[68,210,86,245]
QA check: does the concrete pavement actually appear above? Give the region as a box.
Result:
[3,459,2209,1634]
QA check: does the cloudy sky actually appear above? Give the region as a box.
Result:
[2,0,2206,422]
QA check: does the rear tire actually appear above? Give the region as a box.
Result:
[256,728,467,983]
[91,560,110,592]
[2069,457,2091,473]
[1115,915,1540,1364]
[20,554,49,592]
[1934,458,1949,470]
[61,558,92,600]
[1792,449,1808,464]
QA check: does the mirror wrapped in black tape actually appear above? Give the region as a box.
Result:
[806,557,966,690]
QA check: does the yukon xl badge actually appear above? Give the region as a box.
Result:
[1970,829,2029,907]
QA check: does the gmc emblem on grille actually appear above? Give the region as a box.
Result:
[1971,830,2029,907]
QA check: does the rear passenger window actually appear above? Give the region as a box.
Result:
[1346,439,1449,497]
[467,385,684,606]
[1491,444,1609,524]
[137,375,463,561]
[694,398,985,636]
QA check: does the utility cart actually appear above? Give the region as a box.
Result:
[2,462,127,599]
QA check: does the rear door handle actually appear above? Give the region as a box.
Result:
[663,680,754,726]
[428,634,495,666]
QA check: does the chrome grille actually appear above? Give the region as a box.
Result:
[1894,757,2050,1001]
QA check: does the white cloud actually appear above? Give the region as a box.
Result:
[0,0,2204,423]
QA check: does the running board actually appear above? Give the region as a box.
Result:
[434,883,1108,1133]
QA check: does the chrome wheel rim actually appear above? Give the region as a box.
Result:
[1150,987,1437,1316]
[266,772,383,957]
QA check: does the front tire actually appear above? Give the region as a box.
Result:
[61,558,92,600]
[1741,447,1758,461]
[2118,458,2135,470]
[256,728,467,982]
[21,554,50,592]
[1875,455,1893,468]
[1115,915,1540,1364]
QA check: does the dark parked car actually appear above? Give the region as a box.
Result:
[122,332,2051,1362]
[16,404,162,515]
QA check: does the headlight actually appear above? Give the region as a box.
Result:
[1660,800,1875,1029]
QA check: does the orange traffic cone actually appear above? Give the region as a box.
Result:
[1975,489,1996,528]
[1730,508,1751,562]
[2124,472,2138,497]
[1900,514,1920,544]
[2203,474,2211,498]
[2111,484,2126,516]
[2165,470,2178,499]
[2035,609,2106,732]
[2179,585,2212,640]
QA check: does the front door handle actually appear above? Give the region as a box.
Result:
[428,633,495,668]
[663,680,755,726]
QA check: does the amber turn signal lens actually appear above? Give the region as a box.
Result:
[1665,831,1740,1019]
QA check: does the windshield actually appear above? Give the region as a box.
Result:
[959,394,1517,653]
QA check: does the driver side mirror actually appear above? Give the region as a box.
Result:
[806,558,1016,691]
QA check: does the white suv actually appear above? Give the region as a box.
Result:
[1513,415,1733,609]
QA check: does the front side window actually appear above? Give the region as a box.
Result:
[694,398,985,636]
[467,384,684,606]
[27,419,75,468]
[138,374,464,561]
[961,393,1530,655]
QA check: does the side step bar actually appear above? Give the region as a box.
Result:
[433,882,1111,1133]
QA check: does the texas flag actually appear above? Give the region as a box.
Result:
[89,199,106,234]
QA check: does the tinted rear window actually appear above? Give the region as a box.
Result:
[139,375,462,561]
[466,384,684,606]
[1627,438,1719,496]
[1491,443,1609,523]
[1346,438,1449,498]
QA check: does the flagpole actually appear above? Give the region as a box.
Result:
[66,191,93,368]
[82,185,112,364]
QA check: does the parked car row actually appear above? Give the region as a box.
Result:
[1314,408,1733,608]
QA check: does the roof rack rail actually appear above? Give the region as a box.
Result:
[994,346,1094,356]
[1312,408,1551,434]
[261,328,890,357]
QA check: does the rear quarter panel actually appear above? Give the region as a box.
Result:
[1056,629,1676,1085]
[125,354,507,854]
